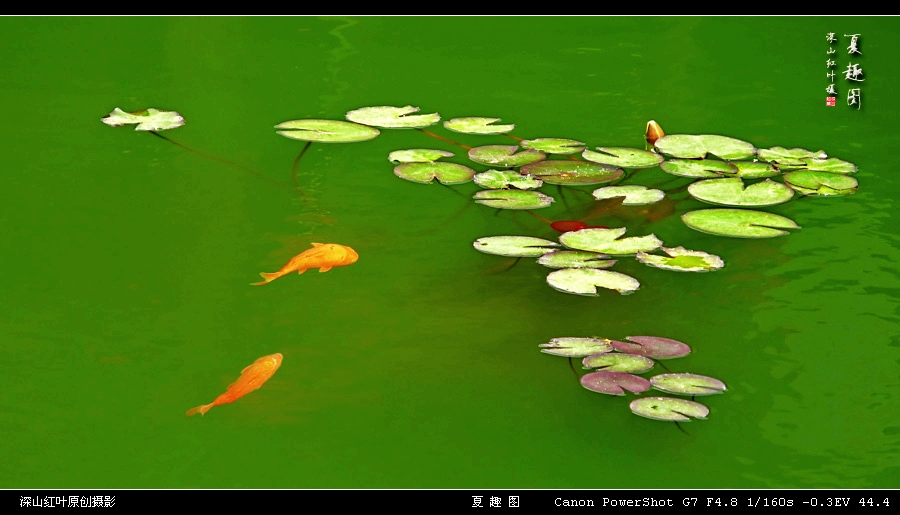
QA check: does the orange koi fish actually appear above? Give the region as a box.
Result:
[645,120,665,145]
[186,353,283,417]
[251,242,358,286]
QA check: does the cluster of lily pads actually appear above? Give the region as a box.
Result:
[540,335,726,423]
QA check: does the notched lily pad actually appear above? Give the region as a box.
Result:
[582,353,655,374]
[650,373,727,396]
[537,250,615,269]
[388,149,454,163]
[611,336,691,359]
[444,117,514,134]
[559,227,663,255]
[345,105,440,128]
[539,337,614,357]
[102,107,185,131]
[546,268,640,296]
[799,157,857,174]
[581,371,651,396]
[732,161,780,178]
[660,159,738,178]
[582,147,665,169]
[654,134,756,160]
[682,209,801,238]
[473,236,559,257]
[394,162,475,184]
[468,145,546,167]
[275,119,380,142]
[592,185,664,206]
[520,138,585,154]
[630,396,709,421]
[757,146,827,166]
[474,189,554,209]
[521,161,623,185]
[636,246,724,272]
[687,178,794,206]
[473,170,542,190]
[783,171,858,196]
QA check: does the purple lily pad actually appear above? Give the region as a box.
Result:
[580,371,651,396]
[611,336,691,359]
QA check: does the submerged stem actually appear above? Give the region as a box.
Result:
[291,141,313,189]
[416,128,472,150]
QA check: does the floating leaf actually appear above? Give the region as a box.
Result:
[581,371,651,395]
[798,157,857,174]
[345,105,440,128]
[468,145,545,167]
[783,171,858,196]
[660,159,738,178]
[629,397,709,421]
[682,209,800,238]
[388,149,454,163]
[102,107,185,131]
[444,117,514,134]
[539,337,614,357]
[687,178,794,206]
[546,268,640,296]
[537,251,615,269]
[275,119,380,142]
[582,147,664,169]
[473,170,542,190]
[592,185,664,205]
[650,373,727,396]
[611,336,691,359]
[520,138,585,154]
[394,162,474,184]
[582,353,655,374]
[521,161,623,185]
[757,146,826,166]
[636,246,724,272]
[473,236,559,257]
[732,161,780,178]
[654,134,756,160]
[559,227,662,255]
[474,189,554,209]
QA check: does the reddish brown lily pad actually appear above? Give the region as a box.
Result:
[580,371,651,396]
[611,336,691,359]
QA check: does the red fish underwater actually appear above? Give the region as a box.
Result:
[186,353,283,417]
[251,242,358,285]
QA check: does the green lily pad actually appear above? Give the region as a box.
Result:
[582,353,655,374]
[520,161,623,185]
[798,157,857,174]
[474,189,554,209]
[654,134,757,160]
[388,149,454,163]
[581,371,651,395]
[345,105,440,128]
[783,171,858,196]
[473,236,559,257]
[473,170,542,190]
[630,397,709,421]
[660,159,738,178]
[582,147,665,169]
[757,146,827,166]
[682,209,801,238]
[539,337,614,357]
[592,185,664,205]
[732,161,780,178]
[611,336,691,359]
[468,145,546,167]
[443,117,514,134]
[559,227,663,255]
[546,268,640,296]
[537,250,615,269]
[520,138,585,154]
[687,178,794,206]
[651,373,727,396]
[102,107,185,131]
[636,246,724,272]
[275,119,380,142]
[394,162,475,185]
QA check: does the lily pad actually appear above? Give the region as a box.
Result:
[582,147,665,169]
[394,162,475,185]
[610,336,691,359]
[660,159,738,178]
[345,105,440,128]
[687,178,794,206]
[473,170,543,190]
[654,134,756,160]
[582,353,655,374]
[629,397,709,421]
[757,146,827,166]
[798,157,857,174]
[520,138,585,154]
[650,373,727,396]
[520,161,623,185]
[636,246,724,272]
[581,371,651,396]
[473,236,559,257]
[783,171,858,196]
[275,119,380,142]
[388,149,454,163]
[102,107,185,131]
[592,185,664,205]
[546,268,640,296]
[682,209,800,238]
[537,250,615,269]
[559,227,663,255]
[468,145,546,168]
[474,189,554,209]
[444,117,514,134]
[732,161,780,178]
[539,337,614,357]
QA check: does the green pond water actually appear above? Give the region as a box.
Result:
[2,16,898,489]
